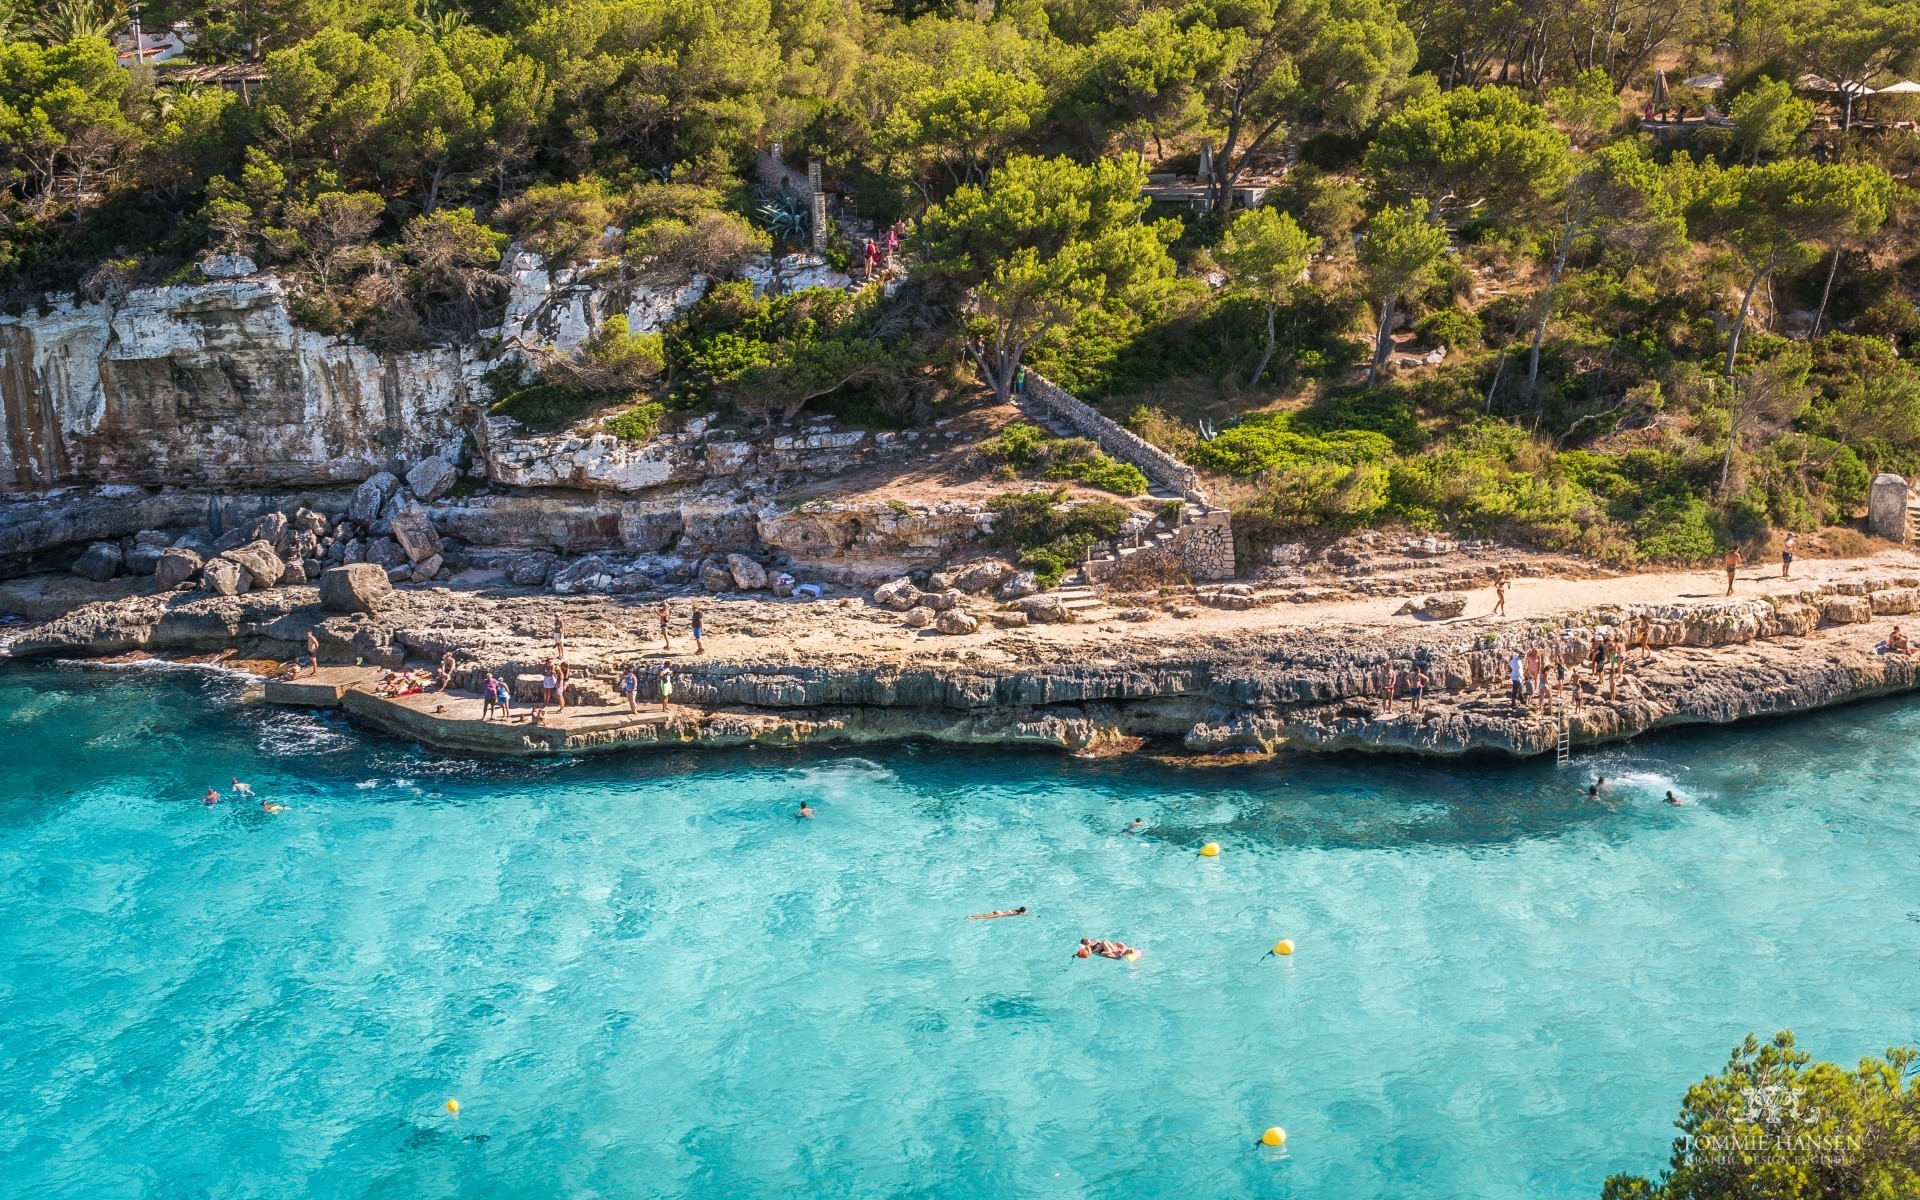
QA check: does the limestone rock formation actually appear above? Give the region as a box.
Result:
[954,560,1014,593]
[154,547,203,589]
[220,541,287,590]
[71,541,123,580]
[727,553,768,590]
[997,571,1041,599]
[935,609,979,635]
[873,577,922,611]
[405,456,458,502]
[202,558,249,596]
[348,472,400,524]
[390,508,443,563]
[902,605,935,628]
[320,563,393,612]
[123,530,171,575]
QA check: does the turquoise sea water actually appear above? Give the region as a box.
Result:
[3,664,1918,1199]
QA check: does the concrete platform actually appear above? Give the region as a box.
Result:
[263,665,683,755]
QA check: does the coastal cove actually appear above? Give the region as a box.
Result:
[3,661,1918,1198]
[13,552,1920,761]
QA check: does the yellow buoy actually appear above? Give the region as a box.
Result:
[1261,1126,1287,1147]
[1271,939,1294,956]
[446,1098,460,1116]
[1199,842,1220,857]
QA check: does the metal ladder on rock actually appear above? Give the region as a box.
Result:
[1554,703,1571,767]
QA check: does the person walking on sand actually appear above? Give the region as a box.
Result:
[1781,530,1796,579]
[619,666,639,715]
[657,665,675,712]
[657,601,672,650]
[1493,575,1507,617]
[1724,548,1740,596]
[690,606,705,654]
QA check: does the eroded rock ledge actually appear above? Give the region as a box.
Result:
[9,569,1920,759]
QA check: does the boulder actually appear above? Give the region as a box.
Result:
[902,605,936,628]
[220,540,286,590]
[202,557,249,596]
[243,511,290,552]
[996,571,1041,600]
[927,570,959,592]
[319,563,393,613]
[405,456,458,502]
[1870,588,1919,615]
[1394,594,1467,619]
[172,529,216,558]
[123,530,172,576]
[71,541,123,581]
[293,508,330,537]
[347,471,400,524]
[506,552,556,586]
[366,537,408,568]
[954,560,1015,593]
[389,508,443,564]
[1015,594,1069,623]
[992,610,1030,628]
[935,609,980,635]
[553,556,615,594]
[1822,596,1872,625]
[1869,473,1909,542]
[154,547,204,589]
[386,564,414,584]
[342,538,367,564]
[410,553,444,584]
[699,559,735,592]
[279,559,308,587]
[921,588,963,612]
[873,577,922,611]
[727,553,769,590]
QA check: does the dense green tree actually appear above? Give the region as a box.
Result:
[1186,0,1415,216]
[1214,205,1317,384]
[1356,199,1451,385]
[923,153,1179,402]
[1787,0,1920,129]
[1727,77,1813,165]
[1688,158,1896,381]
[0,36,131,219]
[878,66,1046,194]
[1363,85,1572,229]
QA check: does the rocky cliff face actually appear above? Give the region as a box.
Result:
[0,249,852,495]
[0,278,473,489]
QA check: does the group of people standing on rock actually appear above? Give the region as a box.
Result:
[463,605,704,725]
[1504,623,1650,709]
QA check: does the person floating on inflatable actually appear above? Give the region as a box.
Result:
[1076,937,1139,960]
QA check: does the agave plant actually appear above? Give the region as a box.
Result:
[757,190,809,241]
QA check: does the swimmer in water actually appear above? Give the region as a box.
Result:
[1076,937,1136,959]
[261,800,286,813]
[1586,776,1607,799]
[1664,791,1683,805]
[1126,818,1147,833]
[797,802,815,819]
[967,907,1030,919]
[203,787,221,805]
[231,778,254,799]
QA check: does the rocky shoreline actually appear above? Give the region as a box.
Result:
[9,563,1920,760]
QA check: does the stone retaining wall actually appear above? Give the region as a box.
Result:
[1169,508,1234,581]
[1019,372,1205,502]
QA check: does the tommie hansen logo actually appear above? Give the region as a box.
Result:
[1688,1085,1860,1167]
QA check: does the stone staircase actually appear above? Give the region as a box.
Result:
[1907,498,1920,544]
[1050,583,1118,622]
